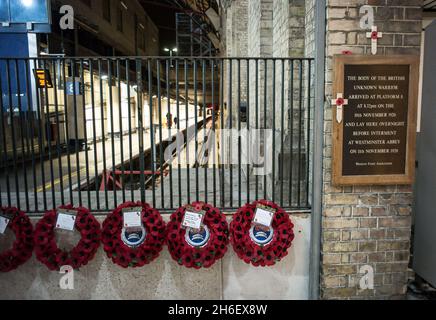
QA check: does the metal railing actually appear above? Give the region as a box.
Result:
[0,57,314,214]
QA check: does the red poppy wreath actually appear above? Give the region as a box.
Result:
[0,207,34,272]
[166,202,229,269]
[34,205,101,271]
[102,202,166,268]
[230,200,295,267]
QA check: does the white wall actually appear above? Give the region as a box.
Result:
[0,214,310,300]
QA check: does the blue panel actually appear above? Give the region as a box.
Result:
[0,33,31,112]
[0,23,51,33]
[0,0,9,22]
[66,81,83,96]
[0,33,29,57]
[10,0,49,23]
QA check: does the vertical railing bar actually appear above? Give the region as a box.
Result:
[89,59,100,210]
[219,59,224,208]
[272,60,276,203]
[108,59,117,207]
[157,60,164,209]
[176,60,182,207]
[0,62,11,207]
[62,59,74,205]
[289,60,294,207]
[14,59,30,211]
[166,59,174,209]
[6,60,20,209]
[22,60,32,210]
[71,59,82,206]
[42,59,56,208]
[80,59,91,209]
[116,59,126,203]
[211,59,217,207]
[184,59,190,204]
[246,59,250,204]
[263,59,267,200]
[137,58,146,204]
[34,58,47,210]
[126,59,134,202]
[98,59,109,209]
[202,59,207,204]
[24,60,37,210]
[237,59,241,207]
[255,59,259,201]
[280,59,285,207]
[229,59,233,207]
[1,60,20,208]
[306,60,312,208]
[51,58,65,206]
[297,60,303,207]
[148,59,156,207]
[194,59,199,202]
[61,60,74,203]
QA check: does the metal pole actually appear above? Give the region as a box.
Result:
[309,0,326,301]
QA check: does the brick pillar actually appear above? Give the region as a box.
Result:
[320,0,422,299]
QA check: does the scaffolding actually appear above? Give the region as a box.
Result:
[175,13,216,56]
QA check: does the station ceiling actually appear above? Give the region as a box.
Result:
[424,0,436,11]
[139,0,220,55]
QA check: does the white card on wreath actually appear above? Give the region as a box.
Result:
[0,216,10,234]
[253,207,275,228]
[123,209,142,228]
[182,210,204,230]
[56,211,76,231]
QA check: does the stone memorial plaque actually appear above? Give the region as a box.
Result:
[332,55,419,186]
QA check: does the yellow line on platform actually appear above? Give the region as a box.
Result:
[35,167,88,192]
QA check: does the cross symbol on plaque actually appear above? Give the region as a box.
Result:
[366,26,382,55]
[332,93,348,124]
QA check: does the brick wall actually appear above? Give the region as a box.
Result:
[321,0,422,299]
[305,0,316,58]
[248,0,273,132]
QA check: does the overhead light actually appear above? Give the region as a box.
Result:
[120,1,128,10]
[101,75,108,80]
[164,48,170,52]
[173,48,178,52]
[21,0,34,7]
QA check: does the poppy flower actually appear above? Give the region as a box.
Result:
[336,97,345,106]
[181,253,193,266]
[193,202,204,212]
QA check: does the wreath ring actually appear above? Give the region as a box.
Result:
[102,202,166,268]
[0,207,34,272]
[230,200,295,267]
[166,202,229,269]
[34,205,101,271]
